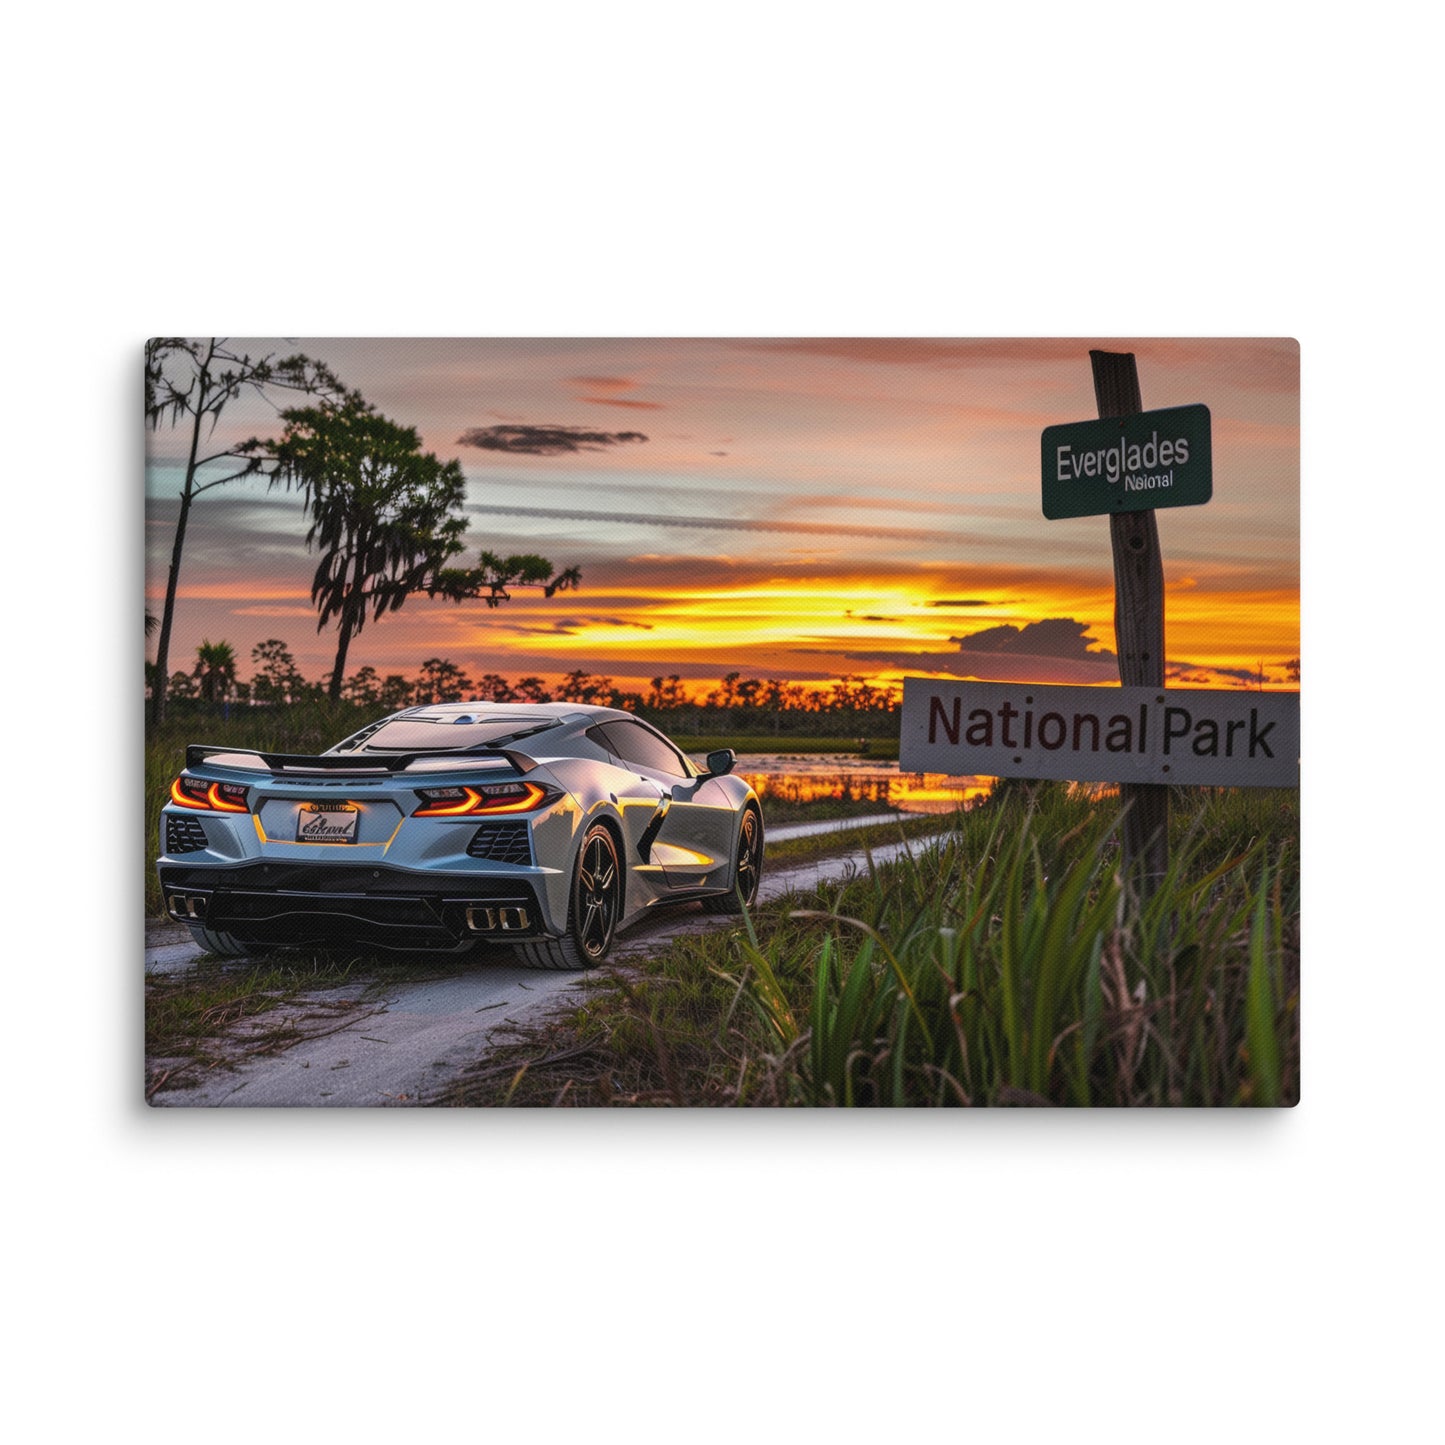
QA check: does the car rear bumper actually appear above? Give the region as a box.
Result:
[157,860,555,951]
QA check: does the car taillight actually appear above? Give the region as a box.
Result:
[412,781,549,817]
[170,775,250,813]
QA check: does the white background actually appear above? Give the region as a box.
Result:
[5,3,1436,1441]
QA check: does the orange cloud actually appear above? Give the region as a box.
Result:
[568,375,636,390]
[580,395,665,410]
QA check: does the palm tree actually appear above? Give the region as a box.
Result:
[193,640,237,703]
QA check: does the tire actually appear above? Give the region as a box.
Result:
[701,805,763,915]
[187,924,271,960]
[517,822,623,970]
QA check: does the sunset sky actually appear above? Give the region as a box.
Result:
[145,337,1298,696]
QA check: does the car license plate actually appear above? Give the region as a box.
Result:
[297,803,360,844]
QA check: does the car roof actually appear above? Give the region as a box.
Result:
[391,701,634,724]
[377,702,698,768]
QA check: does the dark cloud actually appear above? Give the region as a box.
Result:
[951,618,1111,660]
[549,615,655,634]
[841,616,1118,685]
[929,598,993,608]
[457,424,649,456]
[1200,663,1275,687]
[488,613,657,639]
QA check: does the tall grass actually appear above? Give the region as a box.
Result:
[723,785,1298,1106]
[446,784,1299,1108]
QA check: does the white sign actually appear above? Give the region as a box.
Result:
[900,679,1298,788]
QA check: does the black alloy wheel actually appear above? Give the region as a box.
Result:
[518,822,622,970]
[703,805,764,914]
[575,824,621,961]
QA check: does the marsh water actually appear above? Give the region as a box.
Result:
[734,753,992,815]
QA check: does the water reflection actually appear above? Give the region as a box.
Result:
[735,754,992,814]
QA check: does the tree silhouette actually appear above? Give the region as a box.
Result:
[342,665,382,707]
[378,674,414,710]
[250,638,307,704]
[256,397,471,701]
[145,338,344,725]
[474,673,518,702]
[648,675,690,710]
[414,658,473,704]
[192,639,237,703]
[557,670,610,703]
[708,672,742,709]
[430,551,581,609]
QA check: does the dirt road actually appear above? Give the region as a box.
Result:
[146,832,920,1107]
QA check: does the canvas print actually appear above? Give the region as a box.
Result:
[144,338,1300,1106]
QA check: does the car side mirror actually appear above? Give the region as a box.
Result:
[703,748,736,778]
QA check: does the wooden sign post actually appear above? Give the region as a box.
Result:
[1091,350,1168,894]
[902,358,1295,902]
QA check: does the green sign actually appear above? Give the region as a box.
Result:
[1041,403,1212,519]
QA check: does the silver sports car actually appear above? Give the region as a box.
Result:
[157,703,764,967]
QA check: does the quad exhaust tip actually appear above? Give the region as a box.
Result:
[167,892,209,921]
[465,906,530,933]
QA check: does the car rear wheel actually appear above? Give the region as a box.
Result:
[187,924,272,960]
[701,805,763,915]
[517,823,622,970]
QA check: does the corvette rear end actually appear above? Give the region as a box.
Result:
[158,741,575,954]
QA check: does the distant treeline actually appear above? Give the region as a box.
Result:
[150,639,903,737]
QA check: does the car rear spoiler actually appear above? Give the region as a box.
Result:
[185,744,538,775]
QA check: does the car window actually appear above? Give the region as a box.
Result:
[336,716,555,753]
[596,721,692,779]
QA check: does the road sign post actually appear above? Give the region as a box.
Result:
[1090,351,1169,893]
[899,353,1294,901]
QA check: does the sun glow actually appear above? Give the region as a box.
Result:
[147,339,1297,699]
[425,568,1299,694]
